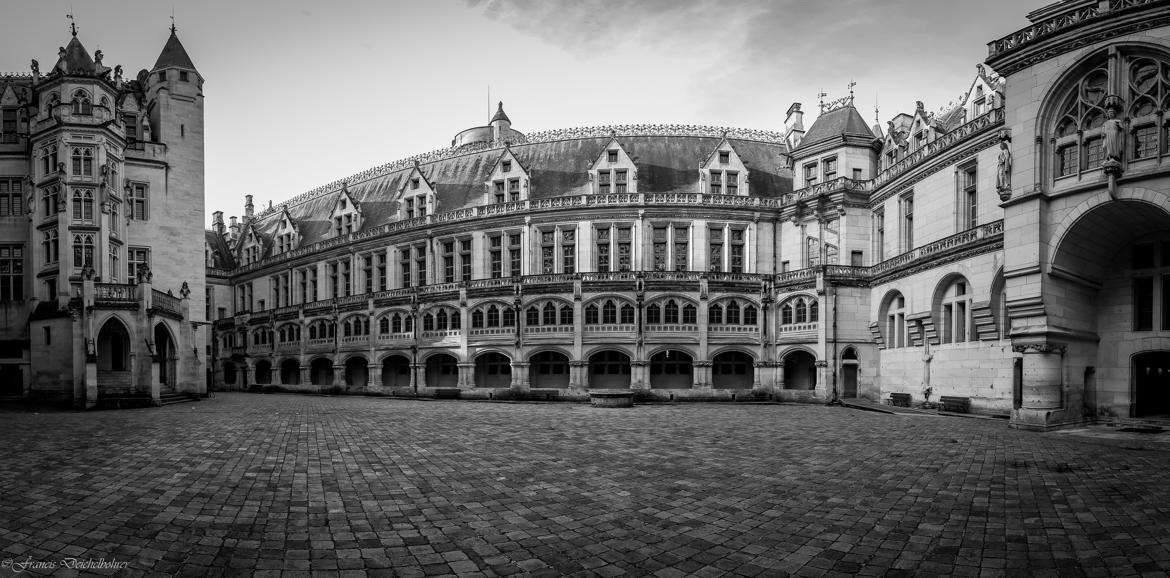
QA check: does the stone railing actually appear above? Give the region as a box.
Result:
[872,107,1004,191]
[522,273,577,285]
[987,3,1101,58]
[151,289,182,316]
[870,220,1003,278]
[775,268,816,285]
[779,322,818,333]
[786,177,872,204]
[94,283,136,302]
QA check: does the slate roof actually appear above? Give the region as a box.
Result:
[792,105,875,153]
[490,102,510,124]
[205,231,237,270]
[153,30,198,71]
[56,36,95,76]
[243,134,792,249]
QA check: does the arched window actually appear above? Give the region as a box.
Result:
[502,307,515,327]
[937,276,973,344]
[309,325,318,340]
[436,310,448,330]
[526,306,540,326]
[585,304,599,324]
[710,304,723,324]
[620,304,634,324]
[451,311,461,329]
[795,300,807,323]
[71,148,93,176]
[72,189,94,222]
[1049,49,1170,180]
[72,233,94,268]
[487,305,500,327]
[744,305,757,326]
[602,301,617,324]
[781,302,793,325]
[726,301,740,325]
[380,317,390,335]
[646,304,661,324]
[423,313,434,332]
[664,300,679,324]
[72,90,92,115]
[543,303,556,325]
[403,315,412,332]
[391,314,401,333]
[472,309,484,328]
[882,292,908,348]
[343,320,353,337]
[809,300,819,322]
[560,305,573,325]
[682,303,697,324]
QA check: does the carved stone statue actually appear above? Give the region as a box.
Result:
[30,59,39,77]
[94,50,103,66]
[141,117,152,142]
[996,130,1012,200]
[1102,97,1125,166]
[113,65,123,84]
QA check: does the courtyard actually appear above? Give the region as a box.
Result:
[1,395,1169,577]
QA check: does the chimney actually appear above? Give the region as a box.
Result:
[212,211,225,237]
[784,102,805,150]
[244,195,254,222]
[229,216,240,241]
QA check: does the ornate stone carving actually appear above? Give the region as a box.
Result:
[996,129,1012,201]
[1011,343,1066,355]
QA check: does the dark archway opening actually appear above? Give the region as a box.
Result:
[588,350,631,389]
[650,350,693,389]
[530,351,570,389]
[712,351,753,389]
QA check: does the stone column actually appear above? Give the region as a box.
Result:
[511,361,530,390]
[332,364,343,389]
[457,362,475,389]
[693,361,712,389]
[150,355,162,405]
[569,360,588,390]
[814,360,830,401]
[752,361,766,391]
[630,360,648,391]
[300,365,311,388]
[413,362,426,389]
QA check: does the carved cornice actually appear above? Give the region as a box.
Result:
[1011,343,1067,355]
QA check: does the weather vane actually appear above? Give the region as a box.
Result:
[817,90,828,113]
[170,6,177,33]
[67,9,77,37]
[848,80,857,105]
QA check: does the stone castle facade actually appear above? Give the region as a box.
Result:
[0,25,206,407]
[204,0,1170,429]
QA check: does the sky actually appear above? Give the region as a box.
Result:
[0,0,1051,226]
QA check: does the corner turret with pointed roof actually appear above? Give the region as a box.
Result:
[51,32,97,77]
[491,101,512,142]
[153,26,199,73]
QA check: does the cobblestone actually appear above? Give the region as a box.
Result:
[1,393,1169,576]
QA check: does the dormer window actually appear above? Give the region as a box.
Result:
[158,71,167,82]
[726,171,738,195]
[406,198,415,219]
[614,170,627,194]
[340,199,346,210]
[719,151,730,164]
[607,150,618,163]
[411,178,420,190]
[179,71,189,82]
[1,108,17,144]
[493,181,505,203]
[508,178,521,201]
[598,171,610,194]
[502,160,512,173]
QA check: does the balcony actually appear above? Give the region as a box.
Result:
[870,220,1003,281]
[151,289,182,317]
[870,107,1004,192]
[94,283,136,305]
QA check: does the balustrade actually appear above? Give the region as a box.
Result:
[151,289,182,316]
[94,283,136,302]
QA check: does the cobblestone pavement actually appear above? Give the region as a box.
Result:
[2,394,1170,578]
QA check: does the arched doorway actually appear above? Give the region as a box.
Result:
[97,317,130,372]
[310,358,334,386]
[650,350,693,389]
[475,352,512,388]
[841,347,859,398]
[783,350,817,390]
[588,350,630,389]
[381,355,410,388]
[254,360,273,385]
[530,351,570,389]
[154,323,176,391]
[426,354,459,388]
[280,359,301,385]
[712,351,753,389]
[1134,352,1170,417]
[345,357,369,389]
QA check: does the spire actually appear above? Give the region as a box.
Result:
[152,26,198,72]
[490,101,510,124]
[53,35,96,76]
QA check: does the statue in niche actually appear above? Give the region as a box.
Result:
[1102,97,1125,166]
[996,130,1012,200]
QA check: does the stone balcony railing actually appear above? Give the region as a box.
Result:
[151,289,182,317]
[986,0,1162,59]
[870,220,1004,279]
[94,283,136,303]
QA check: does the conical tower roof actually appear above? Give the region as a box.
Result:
[54,35,95,75]
[490,101,510,124]
[153,28,198,72]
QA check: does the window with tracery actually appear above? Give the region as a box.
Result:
[1050,49,1170,180]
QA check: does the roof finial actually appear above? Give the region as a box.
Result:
[817,90,828,113]
[847,80,857,105]
[67,9,77,37]
[874,91,880,124]
[170,6,177,34]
